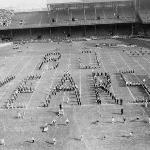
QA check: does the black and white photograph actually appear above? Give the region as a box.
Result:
[0,0,150,149]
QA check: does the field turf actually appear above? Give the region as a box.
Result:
[0,39,150,150]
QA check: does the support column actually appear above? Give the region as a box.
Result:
[84,26,86,37]
[115,24,117,35]
[29,28,32,40]
[131,23,134,36]
[83,5,86,21]
[68,8,70,21]
[10,30,13,38]
[94,6,97,20]
[50,27,51,38]
[69,26,71,37]
[94,25,97,36]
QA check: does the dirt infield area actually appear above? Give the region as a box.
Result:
[0,38,150,150]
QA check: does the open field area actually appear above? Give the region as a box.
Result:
[0,38,150,150]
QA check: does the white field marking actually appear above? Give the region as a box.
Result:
[79,69,82,98]
[118,53,130,69]
[0,56,33,101]
[108,53,136,101]
[1,121,6,133]
[118,53,147,96]
[52,46,74,146]
[72,106,90,150]
[0,102,145,111]
[26,65,58,109]
[98,51,115,95]
[0,56,17,80]
[0,56,33,137]
[143,57,150,64]
[67,54,71,71]
[118,53,144,83]
[89,53,92,65]
[48,68,58,93]
[0,57,20,81]
[25,59,45,109]
[133,58,149,75]
[119,54,150,100]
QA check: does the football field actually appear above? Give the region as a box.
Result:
[0,39,150,150]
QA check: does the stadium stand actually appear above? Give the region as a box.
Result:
[137,0,150,23]
[40,11,50,24]
[0,0,149,40]
[96,9,104,19]
[2,11,50,29]
[57,9,69,22]
[103,7,116,19]
[118,6,135,19]
[85,7,95,20]
[70,9,84,20]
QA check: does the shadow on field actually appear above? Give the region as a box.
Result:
[103,121,112,124]
[115,73,126,87]
[45,141,54,146]
[71,137,81,141]
[121,135,131,139]
[57,123,66,126]
[24,140,34,144]
[129,118,148,124]
[49,110,59,116]
[112,112,121,115]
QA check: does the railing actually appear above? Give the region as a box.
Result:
[0,17,137,30]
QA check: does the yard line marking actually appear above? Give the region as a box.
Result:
[108,53,136,101]
[0,56,33,101]
[118,53,147,116]
[0,56,17,80]
[27,65,58,109]
[143,57,150,64]
[79,69,82,98]
[119,53,150,100]
[0,102,146,111]
[98,50,116,95]
[133,58,149,75]
[72,106,90,150]
[89,53,92,65]
[26,63,46,109]
[0,57,20,82]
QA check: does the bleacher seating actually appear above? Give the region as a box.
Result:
[85,7,95,20]
[71,9,84,20]
[40,12,50,24]
[57,9,69,22]
[7,11,50,28]
[96,9,104,19]
[103,8,116,19]
[95,7,116,20]
[118,6,135,19]
[137,0,150,23]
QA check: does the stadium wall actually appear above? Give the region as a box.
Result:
[0,23,134,41]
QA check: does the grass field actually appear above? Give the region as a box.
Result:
[0,38,150,150]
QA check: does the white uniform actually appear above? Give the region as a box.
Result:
[53,138,56,145]
[0,139,5,145]
[65,118,70,125]
[112,117,115,123]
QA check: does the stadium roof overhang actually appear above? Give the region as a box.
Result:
[47,0,134,10]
